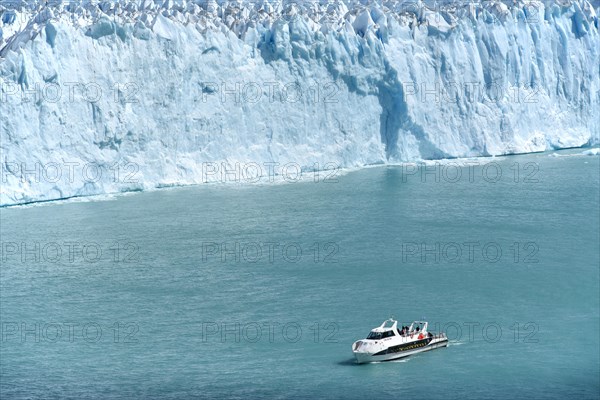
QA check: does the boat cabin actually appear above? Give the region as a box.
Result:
[365,319,429,340]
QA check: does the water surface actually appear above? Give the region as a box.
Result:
[1,150,599,399]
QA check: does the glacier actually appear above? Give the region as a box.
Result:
[0,0,598,206]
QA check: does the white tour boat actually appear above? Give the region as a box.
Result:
[352,319,448,364]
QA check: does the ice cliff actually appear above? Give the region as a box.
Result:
[0,0,598,205]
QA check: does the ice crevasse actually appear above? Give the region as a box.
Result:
[0,0,598,206]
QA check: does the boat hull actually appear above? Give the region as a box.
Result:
[353,336,448,364]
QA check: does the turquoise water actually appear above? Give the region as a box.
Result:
[1,150,599,399]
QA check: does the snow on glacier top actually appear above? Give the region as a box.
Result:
[1,1,598,57]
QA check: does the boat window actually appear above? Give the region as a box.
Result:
[368,330,396,339]
[367,331,382,340]
[381,330,396,338]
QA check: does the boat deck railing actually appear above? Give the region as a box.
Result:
[397,332,447,339]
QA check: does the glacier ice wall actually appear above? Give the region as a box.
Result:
[0,0,598,206]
